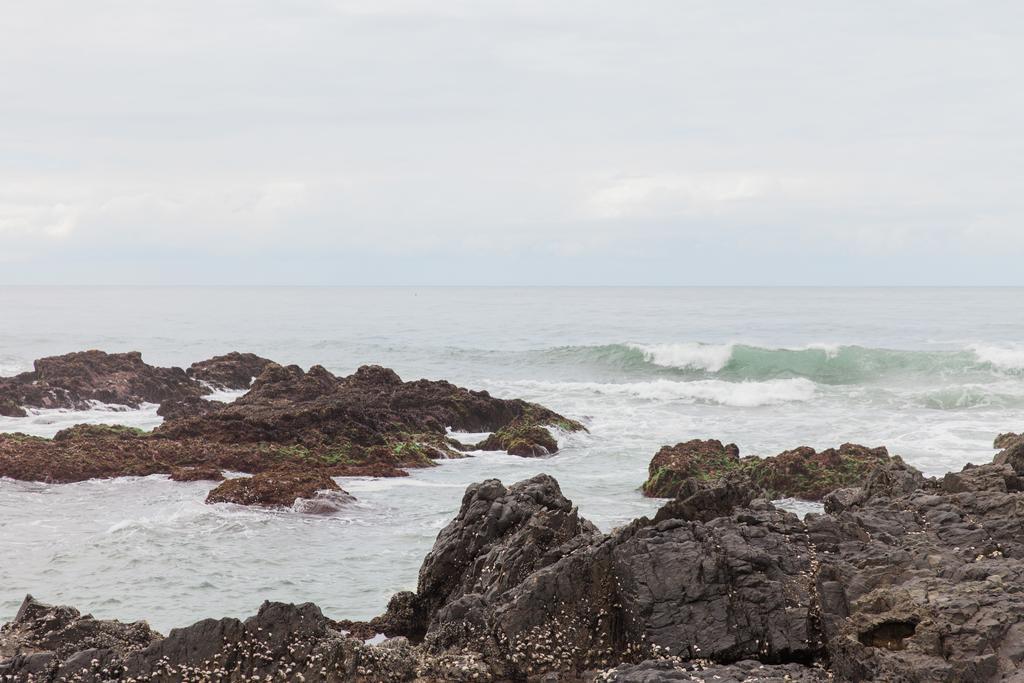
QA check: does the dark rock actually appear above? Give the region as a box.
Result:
[156,395,222,421]
[0,595,159,665]
[474,417,563,457]
[994,435,1024,475]
[187,352,276,390]
[642,439,741,497]
[205,468,350,508]
[0,398,26,417]
[644,439,896,501]
[375,474,820,679]
[159,362,585,458]
[0,350,204,413]
[0,359,582,484]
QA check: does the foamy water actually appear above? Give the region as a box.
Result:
[1,286,1022,632]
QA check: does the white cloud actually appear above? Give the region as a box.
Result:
[1,0,1023,283]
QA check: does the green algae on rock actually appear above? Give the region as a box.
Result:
[642,438,895,501]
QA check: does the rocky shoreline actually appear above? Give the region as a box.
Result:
[3,433,1024,680]
[0,351,584,508]
[4,351,1024,680]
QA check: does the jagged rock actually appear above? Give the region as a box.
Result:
[994,435,1024,475]
[382,474,600,642]
[0,360,583,483]
[156,395,222,420]
[0,595,159,668]
[0,398,26,417]
[374,474,820,679]
[642,439,741,497]
[13,432,1024,681]
[187,352,276,390]
[159,362,585,458]
[808,461,1024,681]
[644,439,896,501]
[0,350,204,412]
[205,469,351,508]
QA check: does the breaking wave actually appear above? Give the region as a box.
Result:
[527,342,1024,384]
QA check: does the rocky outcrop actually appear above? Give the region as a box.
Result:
[0,350,204,412]
[10,439,1024,681]
[155,395,221,420]
[205,469,352,509]
[0,595,159,678]
[0,426,408,484]
[158,362,585,459]
[187,352,275,390]
[643,438,896,500]
[0,359,585,483]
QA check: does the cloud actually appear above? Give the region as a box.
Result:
[1,0,1023,283]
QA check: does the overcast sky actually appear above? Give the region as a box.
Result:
[2,1,1023,285]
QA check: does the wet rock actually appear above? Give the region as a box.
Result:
[159,362,585,459]
[644,439,896,501]
[187,352,276,390]
[375,474,820,679]
[168,464,224,482]
[382,474,600,642]
[994,434,1024,475]
[474,417,562,456]
[0,398,26,417]
[0,595,159,667]
[0,350,203,413]
[156,395,222,421]
[205,468,349,508]
[292,489,358,515]
[14,441,1024,682]
[642,439,741,498]
[808,471,1024,680]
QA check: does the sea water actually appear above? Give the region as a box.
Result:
[1,286,1022,632]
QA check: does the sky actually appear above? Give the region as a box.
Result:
[2,0,1024,285]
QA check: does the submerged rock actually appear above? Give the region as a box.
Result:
[205,469,350,508]
[643,438,896,501]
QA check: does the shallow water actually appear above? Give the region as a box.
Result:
[1,286,1022,632]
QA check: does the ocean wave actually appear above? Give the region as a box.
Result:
[968,344,1024,371]
[627,342,734,372]
[529,342,1022,384]
[509,378,817,407]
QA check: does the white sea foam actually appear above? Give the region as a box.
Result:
[629,342,735,371]
[969,343,1024,371]
[0,403,163,438]
[509,378,817,407]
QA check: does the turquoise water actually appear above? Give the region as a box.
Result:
[1,287,1022,631]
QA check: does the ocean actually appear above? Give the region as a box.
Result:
[1,286,1023,632]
